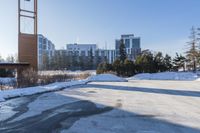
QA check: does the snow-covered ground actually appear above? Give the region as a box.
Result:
[1,72,200,103]
[129,72,199,81]
[0,80,88,102]
[1,80,200,132]
[88,74,127,82]
[61,81,200,133]
[0,77,16,84]
[39,70,96,76]
[0,74,126,102]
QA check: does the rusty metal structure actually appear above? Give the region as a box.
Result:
[0,0,38,80]
[18,0,38,70]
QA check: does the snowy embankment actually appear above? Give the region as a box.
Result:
[129,72,199,81]
[88,74,127,82]
[0,78,16,84]
[0,80,88,102]
[0,74,126,102]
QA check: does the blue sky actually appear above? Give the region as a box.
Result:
[0,0,200,58]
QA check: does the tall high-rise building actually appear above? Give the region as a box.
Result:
[38,34,55,70]
[115,34,141,61]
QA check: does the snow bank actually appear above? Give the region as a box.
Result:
[0,80,88,102]
[87,74,127,82]
[196,78,200,81]
[0,74,127,102]
[129,72,199,81]
[0,78,16,84]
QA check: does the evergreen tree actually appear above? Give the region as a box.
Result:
[89,48,94,69]
[96,62,112,74]
[79,55,85,70]
[135,50,155,73]
[94,50,101,69]
[112,59,121,75]
[42,52,49,70]
[173,53,186,71]
[124,59,135,76]
[119,39,127,63]
[154,52,165,72]
[163,54,173,71]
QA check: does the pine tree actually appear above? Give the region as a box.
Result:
[163,54,172,71]
[124,59,135,76]
[89,48,94,69]
[154,52,165,72]
[119,39,127,63]
[173,53,186,71]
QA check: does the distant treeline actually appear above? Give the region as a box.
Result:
[97,50,187,77]
[97,27,200,77]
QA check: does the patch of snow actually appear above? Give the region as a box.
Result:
[0,74,127,102]
[87,74,127,82]
[0,79,89,102]
[196,78,200,81]
[0,95,5,102]
[0,77,16,84]
[39,70,96,76]
[129,72,199,81]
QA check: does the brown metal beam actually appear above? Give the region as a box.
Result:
[20,9,35,14]
[20,15,35,19]
[18,0,20,34]
[34,0,38,35]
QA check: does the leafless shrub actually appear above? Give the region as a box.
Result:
[17,68,39,88]
[0,78,16,90]
[38,74,73,85]
[74,72,91,80]
[103,71,117,75]
[3,70,91,89]
[0,79,3,90]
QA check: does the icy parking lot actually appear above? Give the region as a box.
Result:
[1,80,200,133]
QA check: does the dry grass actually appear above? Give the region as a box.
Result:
[1,69,92,90]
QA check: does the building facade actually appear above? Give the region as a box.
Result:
[116,34,141,61]
[38,34,55,70]
[66,43,97,56]
[96,49,116,64]
[66,43,116,64]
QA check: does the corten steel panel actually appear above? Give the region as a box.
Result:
[18,33,38,70]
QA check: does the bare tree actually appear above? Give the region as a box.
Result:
[185,27,200,72]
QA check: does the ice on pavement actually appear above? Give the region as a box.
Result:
[88,74,127,82]
[129,72,199,81]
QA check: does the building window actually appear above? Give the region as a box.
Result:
[125,39,130,48]
[132,38,140,48]
[39,38,43,43]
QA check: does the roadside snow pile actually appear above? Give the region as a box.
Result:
[129,72,199,81]
[195,78,200,81]
[0,78,16,84]
[0,80,88,102]
[0,74,127,102]
[88,74,127,82]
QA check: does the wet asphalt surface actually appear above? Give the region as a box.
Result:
[0,94,113,133]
